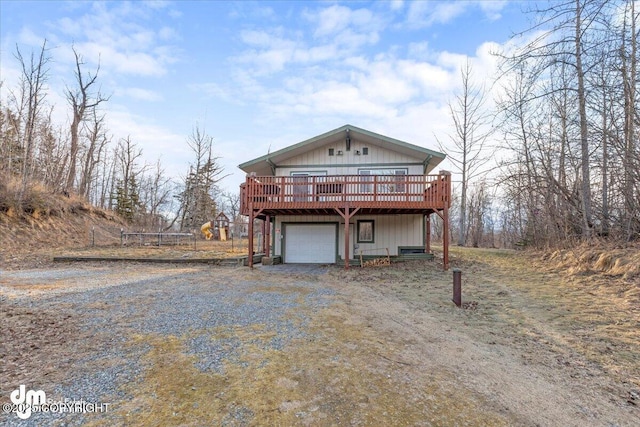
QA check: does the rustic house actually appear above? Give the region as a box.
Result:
[239,124,451,269]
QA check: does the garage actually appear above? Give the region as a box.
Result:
[284,224,337,263]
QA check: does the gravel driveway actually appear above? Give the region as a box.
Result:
[1,260,638,426]
[1,264,335,426]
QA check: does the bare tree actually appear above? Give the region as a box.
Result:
[220,190,242,235]
[78,108,110,200]
[9,40,51,200]
[0,105,22,176]
[501,0,616,238]
[438,60,494,246]
[64,46,109,192]
[619,0,639,239]
[466,180,494,248]
[139,159,173,229]
[176,125,228,231]
[111,136,146,222]
[34,109,67,191]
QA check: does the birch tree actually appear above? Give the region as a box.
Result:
[439,60,494,246]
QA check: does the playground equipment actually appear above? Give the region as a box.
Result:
[200,213,231,241]
[201,221,214,240]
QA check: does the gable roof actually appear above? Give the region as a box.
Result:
[238,124,446,176]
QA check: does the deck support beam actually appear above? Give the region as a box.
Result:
[335,206,360,269]
[264,215,271,257]
[425,214,431,254]
[247,206,264,268]
[443,202,450,271]
[247,204,254,268]
[434,209,450,271]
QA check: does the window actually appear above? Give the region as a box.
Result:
[359,170,372,193]
[394,170,406,193]
[328,148,334,156]
[362,147,369,155]
[358,169,408,193]
[357,220,374,243]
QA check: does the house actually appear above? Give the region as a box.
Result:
[239,124,451,269]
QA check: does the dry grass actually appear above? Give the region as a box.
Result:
[101,247,639,425]
[0,183,250,268]
[333,246,639,394]
[90,288,512,427]
[55,239,251,261]
[455,247,639,389]
[0,172,97,220]
[545,241,640,281]
[4,245,638,425]
[0,209,124,269]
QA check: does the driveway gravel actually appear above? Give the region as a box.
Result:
[1,264,335,426]
[1,258,638,427]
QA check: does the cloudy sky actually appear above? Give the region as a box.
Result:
[0,1,531,192]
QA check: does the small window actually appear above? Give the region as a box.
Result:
[357,220,374,243]
[362,147,368,155]
[328,148,334,156]
[359,170,372,193]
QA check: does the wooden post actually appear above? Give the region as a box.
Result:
[344,206,350,269]
[248,204,254,268]
[335,206,359,270]
[442,172,451,271]
[425,214,431,254]
[265,215,271,257]
[261,218,266,252]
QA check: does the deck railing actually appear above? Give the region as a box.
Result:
[241,174,450,214]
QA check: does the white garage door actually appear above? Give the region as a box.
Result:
[284,224,336,263]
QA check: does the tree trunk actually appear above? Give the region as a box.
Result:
[575,0,592,237]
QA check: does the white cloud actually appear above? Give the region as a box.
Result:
[107,107,188,178]
[49,2,179,77]
[118,87,163,102]
[18,27,45,46]
[406,0,509,28]
[143,0,171,10]
[188,83,232,101]
[407,1,467,28]
[389,0,404,12]
[398,60,454,93]
[479,1,508,21]
[306,4,384,50]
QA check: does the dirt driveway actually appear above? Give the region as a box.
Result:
[1,249,638,426]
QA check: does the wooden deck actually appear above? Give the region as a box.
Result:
[240,173,451,270]
[241,174,451,216]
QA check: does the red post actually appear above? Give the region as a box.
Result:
[344,206,350,269]
[425,214,431,254]
[247,204,254,268]
[264,215,271,257]
[442,172,451,271]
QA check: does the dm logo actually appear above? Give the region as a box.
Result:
[10,385,46,420]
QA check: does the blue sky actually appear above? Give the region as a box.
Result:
[0,1,531,193]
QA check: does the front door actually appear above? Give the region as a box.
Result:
[291,173,309,202]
